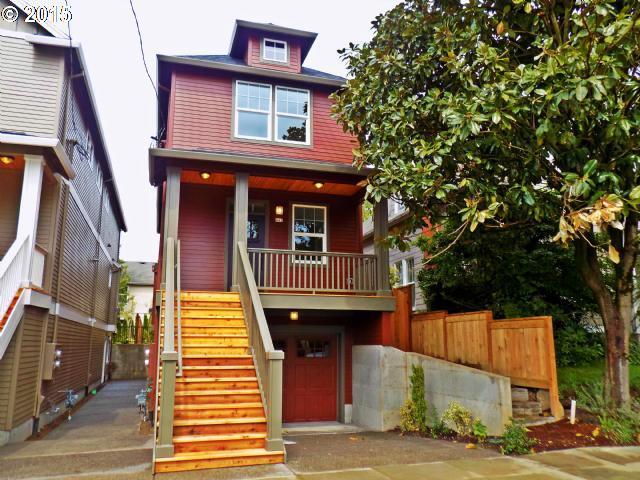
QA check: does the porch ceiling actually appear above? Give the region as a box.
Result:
[181,170,362,197]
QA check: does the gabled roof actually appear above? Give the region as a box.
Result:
[125,261,155,286]
[9,0,69,38]
[229,20,317,63]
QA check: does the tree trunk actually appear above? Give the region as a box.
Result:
[575,236,632,408]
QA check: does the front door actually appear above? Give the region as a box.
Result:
[227,202,267,288]
[275,335,338,422]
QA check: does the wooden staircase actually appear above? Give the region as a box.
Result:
[155,291,284,473]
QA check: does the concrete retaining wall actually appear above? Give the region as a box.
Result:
[110,344,149,380]
[352,345,512,435]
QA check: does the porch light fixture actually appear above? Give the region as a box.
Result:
[314,181,324,189]
[275,205,284,216]
[0,155,15,165]
[289,311,299,321]
[200,171,211,180]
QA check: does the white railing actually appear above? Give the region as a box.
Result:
[31,244,47,289]
[0,234,30,323]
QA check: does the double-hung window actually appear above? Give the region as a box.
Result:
[394,257,416,308]
[263,38,287,62]
[276,87,310,144]
[292,204,326,253]
[235,81,272,140]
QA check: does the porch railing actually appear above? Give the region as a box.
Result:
[0,234,30,323]
[247,248,378,294]
[237,242,284,452]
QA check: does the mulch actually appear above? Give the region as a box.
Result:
[527,417,639,452]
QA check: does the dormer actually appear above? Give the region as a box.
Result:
[229,20,317,74]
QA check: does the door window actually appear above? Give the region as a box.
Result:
[297,339,331,358]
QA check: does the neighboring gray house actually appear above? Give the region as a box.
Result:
[123,261,155,318]
[363,200,426,311]
[0,2,126,444]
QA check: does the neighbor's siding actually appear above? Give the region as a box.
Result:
[0,35,63,137]
[88,328,105,385]
[0,326,18,428]
[246,35,302,73]
[0,169,22,257]
[169,69,356,165]
[12,307,47,427]
[178,183,362,290]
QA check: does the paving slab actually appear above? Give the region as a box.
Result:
[525,450,606,469]
[560,466,640,480]
[580,446,640,465]
[297,469,390,480]
[373,461,477,480]
[444,457,538,477]
[158,463,294,480]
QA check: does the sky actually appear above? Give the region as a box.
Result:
[66,0,399,262]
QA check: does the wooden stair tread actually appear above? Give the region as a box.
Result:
[172,432,266,444]
[173,417,266,427]
[174,389,261,396]
[177,334,248,338]
[174,402,263,410]
[155,448,283,463]
[175,377,257,383]
[182,366,254,370]
[182,354,252,359]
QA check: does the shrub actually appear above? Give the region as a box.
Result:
[501,420,537,455]
[555,326,604,367]
[472,419,488,443]
[399,364,428,433]
[442,401,474,436]
[631,339,640,366]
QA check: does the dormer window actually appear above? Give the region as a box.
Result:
[263,38,287,63]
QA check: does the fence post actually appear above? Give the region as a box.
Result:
[265,352,284,452]
[486,311,494,372]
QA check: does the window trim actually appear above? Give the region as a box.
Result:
[234,80,273,141]
[275,86,311,145]
[262,38,288,63]
[291,204,328,261]
[394,257,417,308]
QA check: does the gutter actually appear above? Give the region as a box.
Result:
[157,55,345,88]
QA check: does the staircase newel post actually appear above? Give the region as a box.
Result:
[265,351,285,452]
[156,237,177,459]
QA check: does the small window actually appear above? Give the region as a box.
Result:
[263,38,287,63]
[276,87,310,144]
[292,204,326,253]
[235,81,272,140]
[297,339,330,358]
[388,199,406,218]
[394,257,416,307]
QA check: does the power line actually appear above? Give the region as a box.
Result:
[128,0,166,138]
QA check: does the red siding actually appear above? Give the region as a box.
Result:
[177,184,361,291]
[168,69,356,165]
[246,35,302,74]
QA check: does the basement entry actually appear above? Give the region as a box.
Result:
[275,335,338,422]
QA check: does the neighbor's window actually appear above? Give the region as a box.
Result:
[394,257,416,307]
[263,38,287,62]
[388,199,406,218]
[276,87,309,144]
[235,81,272,140]
[292,204,326,253]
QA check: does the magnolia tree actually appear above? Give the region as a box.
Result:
[333,0,640,406]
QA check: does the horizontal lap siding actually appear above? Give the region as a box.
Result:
[12,307,47,427]
[0,170,22,257]
[178,184,229,291]
[0,36,63,137]
[88,328,105,385]
[169,70,356,164]
[0,325,18,428]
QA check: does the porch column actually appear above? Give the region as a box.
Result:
[232,172,249,289]
[373,199,391,294]
[17,155,44,285]
[161,166,181,286]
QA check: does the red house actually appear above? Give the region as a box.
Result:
[149,20,395,473]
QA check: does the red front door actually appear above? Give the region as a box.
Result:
[275,335,337,422]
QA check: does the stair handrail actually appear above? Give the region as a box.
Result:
[155,236,178,459]
[0,234,31,322]
[237,241,284,453]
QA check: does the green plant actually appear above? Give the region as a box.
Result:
[410,364,428,432]
[472,419,488,443]
[555,326,604,367]
[442,401,474,437]
[427,405,450,439]
[501,420,537,455]
[630,339,640,366]
[400,399,419,433]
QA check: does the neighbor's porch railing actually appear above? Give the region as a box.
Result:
[238,242,284,452]
[247,248,378,294]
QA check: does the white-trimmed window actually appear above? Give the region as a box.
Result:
[276,87,310,144]
[388,199,406,218]
[292,204,327,253]
[263,38,287,63]
[235,81,272,140]
[394,257,416,307]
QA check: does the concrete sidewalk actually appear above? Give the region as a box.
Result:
[0,380,153,480]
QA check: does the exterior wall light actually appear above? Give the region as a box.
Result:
[275,205,284,216]
[200,171,211,180]
[289,311,299,321]
[314,181,324,189]
[0,155,15,165]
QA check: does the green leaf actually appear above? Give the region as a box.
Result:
[492,111,501,124]
[583,159,597,176]
[575,84,588,102]
[608,245,620,264]
[523,191,535,206]
[629,186,640,200]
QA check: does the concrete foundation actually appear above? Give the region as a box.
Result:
[352,346,512,436]
[110,344,150,380]
[0,418,33,446]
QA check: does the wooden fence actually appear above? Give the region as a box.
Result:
[411,310,563,418]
